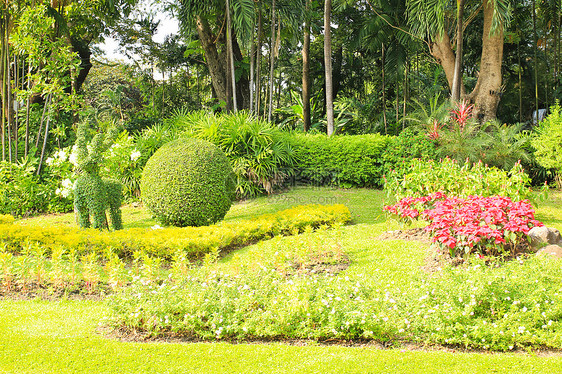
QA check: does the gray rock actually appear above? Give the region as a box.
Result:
[529,226,562,250]
[536,245,562,259]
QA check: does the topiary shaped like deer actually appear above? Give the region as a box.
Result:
[73,122,123,230]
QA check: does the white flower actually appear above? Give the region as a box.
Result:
[130,149,141,162]
[151,224,163,230]
[45,157,55,166]
[69,146,79,166]
[61,178,73,189]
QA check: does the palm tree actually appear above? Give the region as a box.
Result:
[324,0,334,136]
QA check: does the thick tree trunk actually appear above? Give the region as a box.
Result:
[302,0,311,132]
[196,16,228,106]
[430,32,457,94]
[324,0,334,136]
[467,1,504,122]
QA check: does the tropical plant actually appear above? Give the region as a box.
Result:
[532,101,562,186]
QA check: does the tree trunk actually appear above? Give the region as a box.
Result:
[267,0,277,122]
[255,10,263,115]
[532,0,538,117]
[249,22,255,114]
[196,16,228,107]
[302,0,311,132]
[451,0,465,102]
[467,1,504,122]
[226,0,237,112]
[324,0,334,136]
[382,43,387,134]
[232,37,250,110]
[430,32,457,95]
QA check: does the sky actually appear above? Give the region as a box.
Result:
[96,8,180,62]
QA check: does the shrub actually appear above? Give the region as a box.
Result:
[169,111,297,198]
[380,127,440,176]
[289,133,391,188]
[141,138,235,227]
[384,158,535,203]
[384,193,543,257]
[532,101,562,186]
[0,204,351,260]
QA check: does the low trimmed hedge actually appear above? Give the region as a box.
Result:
[288,130,439,189]
[1,205,351,260]
[289,134,391,188]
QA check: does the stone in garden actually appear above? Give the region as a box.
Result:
[528,226,562,250]
[536,245,562,259]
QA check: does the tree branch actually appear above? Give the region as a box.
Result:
[365,0,430,49]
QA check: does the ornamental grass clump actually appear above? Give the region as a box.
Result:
[384,193,543,257]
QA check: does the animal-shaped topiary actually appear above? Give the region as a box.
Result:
[73,122,123,230]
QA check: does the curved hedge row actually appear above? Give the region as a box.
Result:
[0,204,351,260]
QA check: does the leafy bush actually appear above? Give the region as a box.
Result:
[380,127,440,176]
[0,158,74,217]
[384,158,535,203]
[141,138,235,227]
[532,101,562,186]
[384,193,543,257]
[0,204,351,260]
[289,133,391,188]
[168,111,297,198]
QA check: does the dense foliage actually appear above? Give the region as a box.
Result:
[385,193,543,257]
[289,133,391,188]
[384,158,535,203]
[532,101,562,186]
[141,138,235,227]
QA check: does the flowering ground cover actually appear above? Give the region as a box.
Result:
[2,187,562,373]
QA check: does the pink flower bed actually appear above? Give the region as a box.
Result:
[384,193,543,256]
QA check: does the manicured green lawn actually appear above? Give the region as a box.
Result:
[1,299,562,374]
[3,187,562,373]
[16,187,385,229]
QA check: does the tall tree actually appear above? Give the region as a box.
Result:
[406,0,512,121]
[302,0,311,131]
[324,0,334,135]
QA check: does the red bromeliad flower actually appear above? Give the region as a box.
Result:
[451,100,474,131]
[426,119,443,140]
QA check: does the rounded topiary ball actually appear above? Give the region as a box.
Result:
[140,138,235,227]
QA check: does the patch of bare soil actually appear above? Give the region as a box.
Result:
[100,326,562,356]
[377,228,535,273]
[0,282,111,301]
[284,255,351,277]
[376,228,430,243]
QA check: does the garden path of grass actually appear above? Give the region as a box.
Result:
[3,187,562,373]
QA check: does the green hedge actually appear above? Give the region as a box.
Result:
[288,131,438,189]
[288,134,391,188]
[1,205,351,260]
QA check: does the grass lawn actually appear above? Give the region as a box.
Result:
[3,187,562,373]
